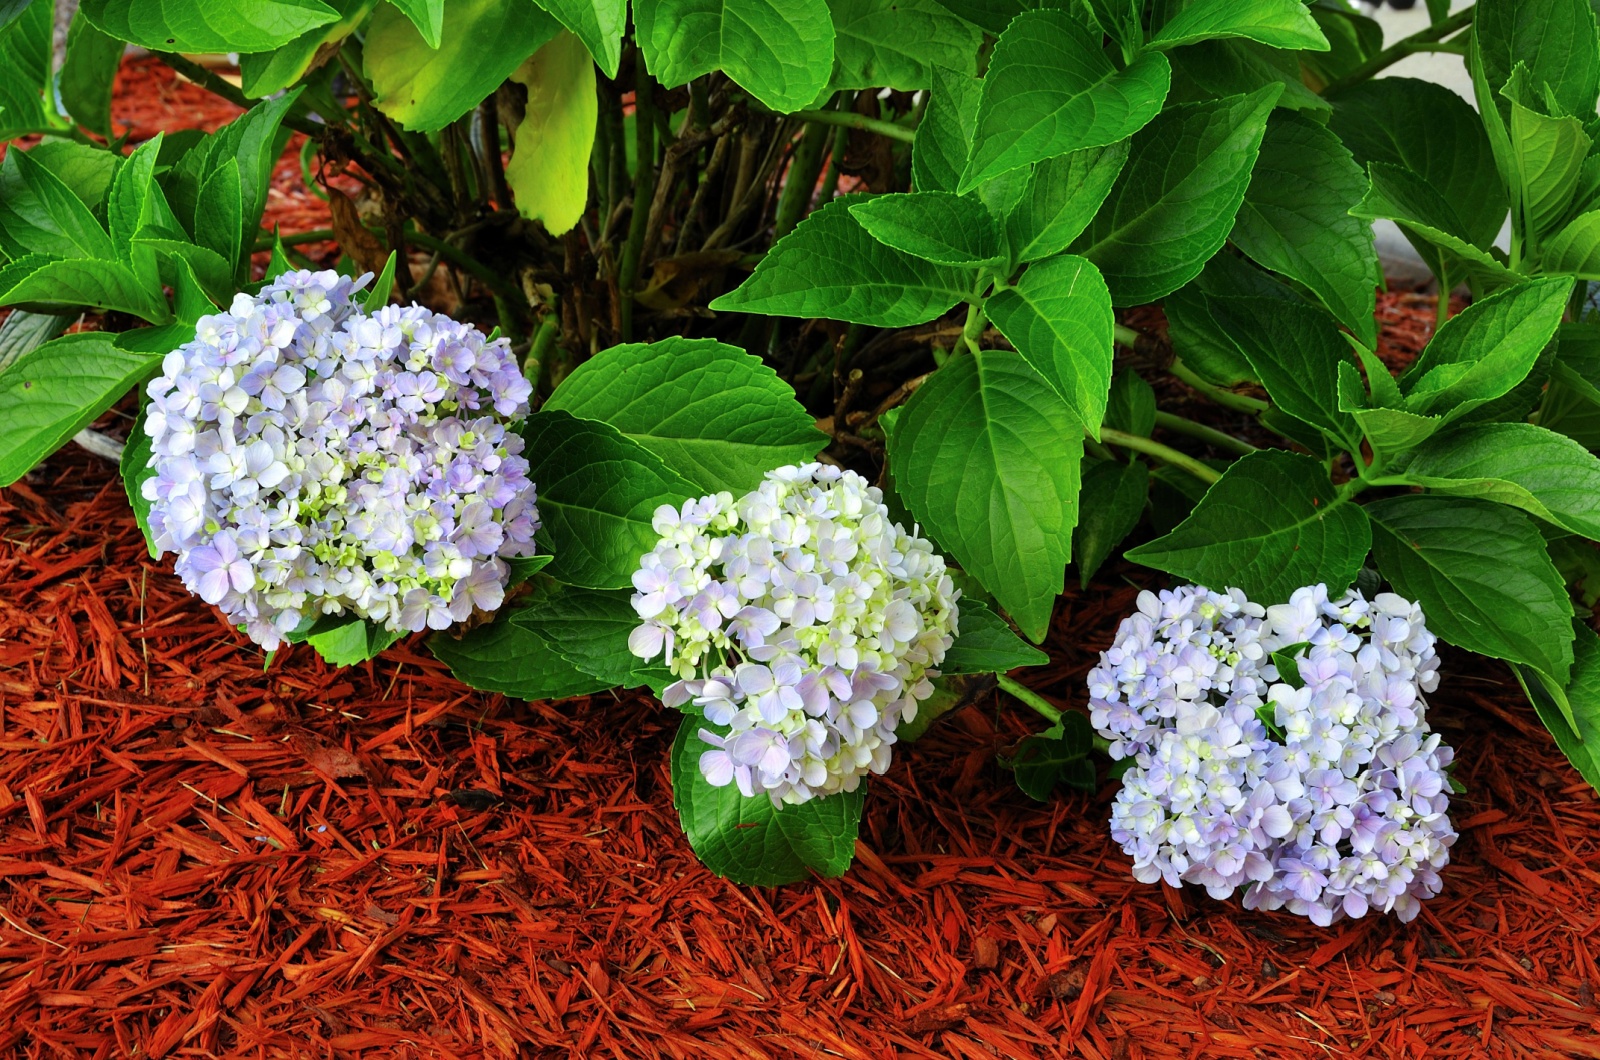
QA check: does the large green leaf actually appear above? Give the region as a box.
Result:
[1327,78,1506,284]
[959,9,1170,193]
[1159,252,1301,387]
[636,0,835,113]
[534,0,626,76]
[284,614,404,667]
[521,409,698,590]
[0,0,53,138]
[505,30,598,237]
[1348,162,1517,286]
[1401,276,1570,421]
[1207,295,1360,450]
[1074,456,1149,587]
[1473,0,1599,127]
[939,597,1048,675]
[429,612,611,700]
[710,196,976,326]
[240,0,376,97]
[365,0,560,131]
[6,147,115,262]
[542,337,826,494]
[889,351,1083,642]
[1518,622,1600,793]
[1337,361,1443,455]
[849,192,1002,266]
[1231,112,1378,347]
[1149,0,1328,51]
[1003,142,1129,266]
[912,65,980,195]
[0,254,170,321]
[1010,711,1096,801]
[1503,67,1593,248]
[1544,210,1600,278]
[672,718,864,886]
[79,0,340,52]
[510,583,671,689]
[1125,450,1370,602]
[1401,423,1600,540]
[986,253,1114,436]
[385,0,444,43]
[60,11,125,138]
[1366,493,1573,683]
[823,0,980,93]
[1075,85,1280,306]
[1165,38,1328,115]
[0,333,159,486]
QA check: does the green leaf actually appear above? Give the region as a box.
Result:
[848,192,1001,266]
[165,94,303,261]
[911,65,980,195]
[1544,210,1600,278]
[79,0,341,52]
[1231,112,1378,347]
[387,0,444,45]
[823,0,981,93]
[362,251,398,308]
[1366,493,1573,683]
[1126,449,1371,602]
[1337,361,1444,454]
[1207,295,1359,450]
[889,351,1083,642]
[0,254,170,321]
[134,232,236,305]
[1503,66,1593,248]
[1160,253,1301,387]
[959,9,1170,193]
[505,30,598,237]
[987,253,1114,435]
[544,337,826,494]
[1400,423,1600,540]
[121,402,158,559]
[1472,0,1599,128]
[195,158,244,272]
[1517,622,1600,791]
[0,333,159,486]
[521,409,698,590]
[108,135,163,262]
[7,146,115,262]
[511,583,671,689]
[940,596,1049,675]
[1010,711,1095,801]
[60,11,125,138]
[1074,456,1149,586]
[1149,0,1328,51]
[1075,85,1280,306]
[710,196,976,327]
[1327,77,1506,285]
[1302,3,1382,86]
[0,142,120,233]
[1104,367,1155,437]
[672,718,863,886]
[365,0,560,131]
[0,0,57,138]
[1402,276,1571,422]
[284,614,404,667]
[239,0,376,97]
[533,0,625,77]
[1348,162,1516,286]
[429,612,612,700]
[1270,640,1311,688]
[1003,141,1129,266]
[636,0,835,113]
[1165,38,1329,116]
[1080,0,1143,53]
[0,309,71,375]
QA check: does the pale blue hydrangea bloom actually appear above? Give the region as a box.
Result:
[1090,584,1455,925]
[628,463,959,806]
[143,269,538,649]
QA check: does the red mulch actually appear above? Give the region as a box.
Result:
[4,54,1600,1060]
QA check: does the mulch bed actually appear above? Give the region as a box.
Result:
[4,54,1600,1060]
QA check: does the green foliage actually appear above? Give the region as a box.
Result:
[504,30,598,236]
[672,719,863,886]
[79,0,340,53]
[824,0,980,93]
[1148,0,1329,52]
[1009,710,1096,801]
[940,597,1049,675]
[1074,456,1149,587]
[636,0,836,112]
[511,582,672,689]
[430,612,613,700]
[849,192,1001,266]
[986,254,1114,434]
[1517,622,1600,792]
[1401,423,1600,540]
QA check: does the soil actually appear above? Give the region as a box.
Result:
[3,53,1600,1060]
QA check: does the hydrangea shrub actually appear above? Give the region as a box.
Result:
[1,0,1600,892]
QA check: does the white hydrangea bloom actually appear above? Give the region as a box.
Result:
[628,463,959,806]
[142,269,538,650]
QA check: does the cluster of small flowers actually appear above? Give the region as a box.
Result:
[142,269,538,649]
[1089,583,1455,925]
[628,464,959,806]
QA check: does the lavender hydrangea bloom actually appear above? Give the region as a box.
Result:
[1091,584,1456,925]
[628,463,960,807]
[142,269,539,650]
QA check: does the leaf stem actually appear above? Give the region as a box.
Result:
[996,674,1061,725]
[1153,411,1258,456]
[786,107,916,143]
[1169,358,1271,414]
[1320,5,1476,95]
[1100,427,1223,484]
[1113,323,1142,348]
[619,72,659,342]
[156,52,324,136]
[961,301,988,355]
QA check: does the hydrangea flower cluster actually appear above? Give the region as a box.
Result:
[1089,583,1455,925]
[628,463,959,806]
[142,269,538,650]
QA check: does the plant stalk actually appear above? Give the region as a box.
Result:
[1320,5,1476,95]
[996,675,1061,725]
[786,107,916,143]
[1153,411,1258,456]
[618,73,659,342]
[1099,427,1223,484]
[1169,359,1271,414]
